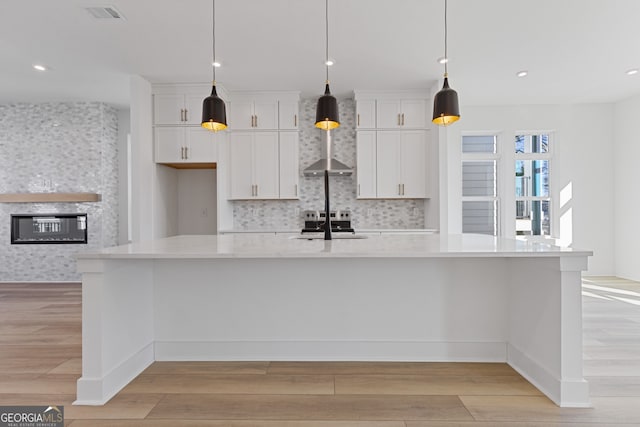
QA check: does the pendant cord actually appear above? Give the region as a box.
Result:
[325,0,329,83]
[444,0,448,76]
[212,0,216,83]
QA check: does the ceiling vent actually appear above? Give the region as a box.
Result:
[85,6,125,20]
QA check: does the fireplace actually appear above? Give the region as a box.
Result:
[11,214,88,244]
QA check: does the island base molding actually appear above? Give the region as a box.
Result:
[75,253,590,408]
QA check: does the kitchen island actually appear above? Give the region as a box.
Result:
[75,233,591,407]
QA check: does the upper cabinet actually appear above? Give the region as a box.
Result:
[228,92,299,130]
[376,99,427,129]
[278,101,299,130]
[154,92,205,126]
[356,99,376,129]
[354,90,430,130]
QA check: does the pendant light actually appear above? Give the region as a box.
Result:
[315,0,339,130]
[202,0,227,132]
[432,0,460,126]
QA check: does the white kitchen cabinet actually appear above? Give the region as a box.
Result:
[356,131,377,198]
[279,132,300,199]
[376,99,427,129]
[376,130,428,199]
[278,101,299,130]
[356,99,376,129]
[154,93,204,125]
[229,132,279,199]
[228,99,278,130]
[155,127,218,164]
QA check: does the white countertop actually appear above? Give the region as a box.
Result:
[77,233,592,260]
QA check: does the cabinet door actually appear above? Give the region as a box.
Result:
[400,131,427,198]
[154,94,185,125]
[184,93,205,125]
[185,127,217,162]
[400,99,427,128]
[376,131,402,198]
[253,132,279,198]
[356,99,376,129]
[154,127,183,163]
[228,101,254,130]
[356,131,376,198]
[229,133,254,199]
[253,100,278,129]
[376,100,402,129]
[279,132,299,199]
[278,101,299,130]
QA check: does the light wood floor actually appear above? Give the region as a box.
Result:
[1,277,639,426]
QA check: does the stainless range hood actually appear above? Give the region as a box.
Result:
[303,129,353,176]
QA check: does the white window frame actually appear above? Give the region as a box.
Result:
[513,132,554,242]
[461,132,501,236]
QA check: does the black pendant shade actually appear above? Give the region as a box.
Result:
[315,83,340,130]
[201,84,227,132]
[432,76,460,126]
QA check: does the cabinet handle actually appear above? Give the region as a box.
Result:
[180,109,184,122]
[398,184,401,195]
[294,184,298,196]
[401,113,405,126]
[397,114,401,126]
[294,114,297,127]
[254,184,258,197]
[185,109,188,122]
[255,115,258,128]
[184,146,188,159]
[402,183,405,195]
[357,114,360,127]
[180,147,184,159]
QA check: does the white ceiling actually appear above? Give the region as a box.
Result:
[2,0,640,109]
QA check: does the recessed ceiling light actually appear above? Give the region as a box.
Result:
[212,61,221,68]
[325,60,334,66]
[626,68,639,76]
[33,64,47,71]
[437,56,448,64]
[516,70,528,78]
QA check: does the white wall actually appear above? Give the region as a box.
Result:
[613,95,640,281]
[443,104,614,275]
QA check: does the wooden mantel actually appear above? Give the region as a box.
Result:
[0,193,101,203]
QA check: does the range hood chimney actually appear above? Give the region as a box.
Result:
[303,130,353,176]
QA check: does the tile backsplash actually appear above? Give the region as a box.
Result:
[232,98,426,230]
[0,102,118,281]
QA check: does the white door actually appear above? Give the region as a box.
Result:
[376,131,402,198]
[278,101,299,130]
[253,132,280,198]
[279,132,299,199]
[154,94,185,125]
[185,127,217,162]
[400,131,427,198]
[356,131,377,198]
[229,132,254,199]
[400,100,427,129]
[253,100,279,130]
[356,99,376,129]
[376,99,402,129]
[154,127,183,163]
[228,101,254,130]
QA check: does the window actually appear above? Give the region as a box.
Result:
[515,134,551,236]
[461,135,499,235]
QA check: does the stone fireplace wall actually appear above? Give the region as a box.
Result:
[0,102,118,281]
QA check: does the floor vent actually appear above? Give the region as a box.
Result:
[85,6,125,20]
